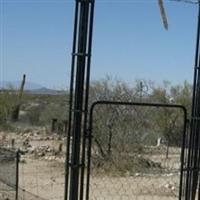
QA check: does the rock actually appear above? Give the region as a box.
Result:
[27,146,35,154]
[164,182,176,190]
[135,173,140,177]
[37,152,45,157]
[171,186,175,191]
[20,158,26,163]
[166,173,173,177]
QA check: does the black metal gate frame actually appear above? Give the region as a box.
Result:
[86,100,188,200]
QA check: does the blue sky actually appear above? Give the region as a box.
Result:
[0,0,198,89]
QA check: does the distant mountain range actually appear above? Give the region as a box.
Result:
[0,81,44,90]
[0,81,66,95]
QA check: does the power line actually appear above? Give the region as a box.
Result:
[169,0,199,5]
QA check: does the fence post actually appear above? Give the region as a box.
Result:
[15,149,20,200]
[51,118,58,132]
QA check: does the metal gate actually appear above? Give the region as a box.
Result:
[64,0,199,199]
[85,101,188,200]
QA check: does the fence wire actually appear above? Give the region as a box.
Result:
[0,147,18,200]
[0,145,61,200]
[88,103,187,200]
[17,188,47,200]
[19,157,65,200]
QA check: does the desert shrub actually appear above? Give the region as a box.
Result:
[92,153,161,176]
[39,103,67,125]
[26,106,42,125]
[0,90,17,125]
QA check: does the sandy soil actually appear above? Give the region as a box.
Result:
[0,132,183,200]
[18,154,181,200]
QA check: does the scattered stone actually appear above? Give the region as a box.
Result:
[135,173,140,177]
[164,183,176,191]
[20,157,26,163]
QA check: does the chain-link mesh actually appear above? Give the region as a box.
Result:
[88,103,186,200]
[0,187,47,200]
[0,147,49,200]
[0,147,18,200]
[19,157,65,200]
[17,188,47,200]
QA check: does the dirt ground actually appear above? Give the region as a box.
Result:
[0,131,182,200]
[18,158,180,200]
[19,153,181,200]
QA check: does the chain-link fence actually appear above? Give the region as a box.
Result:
[0,145,60,200]
[0,147,19,200]
[87,101,187,200]
[0,128,66,200]
[17,187,47,200]
[19,155,65,200]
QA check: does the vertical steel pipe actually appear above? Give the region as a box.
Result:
[15,149,19,200]
[185,2,200,199]
[64,2,79,200]
[64,1,95,200]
